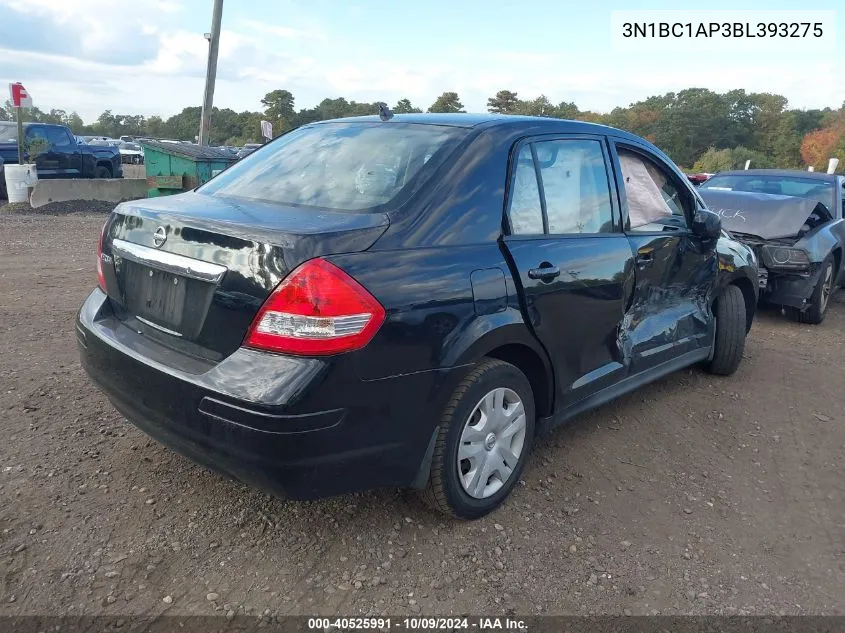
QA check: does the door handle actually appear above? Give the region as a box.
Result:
[528,265,561,281]
[635,249,655,267]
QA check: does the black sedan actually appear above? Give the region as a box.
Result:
[77,114,757,519]
[699,169,845,323]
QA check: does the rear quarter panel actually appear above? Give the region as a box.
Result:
[330,244,541,381]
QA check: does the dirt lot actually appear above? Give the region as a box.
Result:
[1,210,843,618]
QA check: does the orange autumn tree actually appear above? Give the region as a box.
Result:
[800,126,844,171]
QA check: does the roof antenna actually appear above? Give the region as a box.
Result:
[378,103,393,121]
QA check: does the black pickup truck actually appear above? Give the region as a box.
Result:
[0,122,122,198]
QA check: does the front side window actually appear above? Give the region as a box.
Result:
[200,122,466,211]
[507,146,544,235]
[534,140,614,234]
[46,127,73,147]
[618,148,689,231]
[25,127,48,142]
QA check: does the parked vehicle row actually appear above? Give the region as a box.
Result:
[1,122,122,198]
[85,138,145,165]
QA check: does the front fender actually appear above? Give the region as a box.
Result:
[794,220,843,266]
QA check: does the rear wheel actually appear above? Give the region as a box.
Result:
[95,165,112,179]
[786,257,835,325]
[421,358,535,519]
[706,284,746,376]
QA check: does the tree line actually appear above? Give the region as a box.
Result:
[2,88,843,172]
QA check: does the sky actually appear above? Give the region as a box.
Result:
[0,0,842,123]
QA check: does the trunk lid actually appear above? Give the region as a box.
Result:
[102,191,389,361]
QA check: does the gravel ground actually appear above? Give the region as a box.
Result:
[0,211,843,618]
[1,200,118,216]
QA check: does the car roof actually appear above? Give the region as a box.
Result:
[712,169,838,181]
[313,112,643,140]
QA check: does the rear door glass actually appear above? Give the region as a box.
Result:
[507,146,544,235]
[534,139,614,234]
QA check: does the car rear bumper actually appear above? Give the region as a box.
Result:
[76,289,459,499]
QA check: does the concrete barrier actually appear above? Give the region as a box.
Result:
[30,178,147,209]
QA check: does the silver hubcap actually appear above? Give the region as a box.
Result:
[820,265,833,312]
[457,387,526,499]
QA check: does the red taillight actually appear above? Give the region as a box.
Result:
[244,258,386,356]
[96,221,107,291]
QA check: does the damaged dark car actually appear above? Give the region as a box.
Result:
[699,169,845,324]
[77,114,758,519]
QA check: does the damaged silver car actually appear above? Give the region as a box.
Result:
[699,169,845,324]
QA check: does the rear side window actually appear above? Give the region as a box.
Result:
[535,140,614,234]
[506,139,615,235]
[508,146,544,235]
[200,123,466,211]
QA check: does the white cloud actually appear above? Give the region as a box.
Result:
[0,0,841,125]
[239,19,327,42]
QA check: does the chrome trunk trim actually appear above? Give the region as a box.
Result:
[111,239,227,283]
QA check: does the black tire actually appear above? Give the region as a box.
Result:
[706,284,747,376]
[420,358,535,520]
[786,256,835,325]
[95,165,111,179]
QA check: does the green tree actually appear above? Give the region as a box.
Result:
[693,146,774,172]
[393,98,422,113]
[487,90,520,114]
[771,111,802,168]
[653,88,732,166]
[516,95,554,117]
[261,89,295,120]
[95,110,118,136]
[160,106,202,140]
[791,109,826,136]
[748,92,788,156]
[66,112,85,133]
[730,146,775,170]
[145,115,166,138]
[554,101,579,119]
[428,92,464,113]
[692,147,734,173]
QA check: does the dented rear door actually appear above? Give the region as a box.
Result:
[503,135,635,405]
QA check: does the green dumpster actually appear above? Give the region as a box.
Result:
[140,140,236,197]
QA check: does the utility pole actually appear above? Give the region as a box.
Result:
[16,106,24,165]
[198,0,224,146]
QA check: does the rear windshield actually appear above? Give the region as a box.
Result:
[0,123,18,143]
[200,122,466,211]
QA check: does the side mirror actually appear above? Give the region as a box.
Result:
[692,208,721,240]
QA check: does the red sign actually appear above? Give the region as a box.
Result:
[9,82,33,109]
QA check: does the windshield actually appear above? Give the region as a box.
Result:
[701,174,834,211]
[0,123,19,142]
[201,122,466,211]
